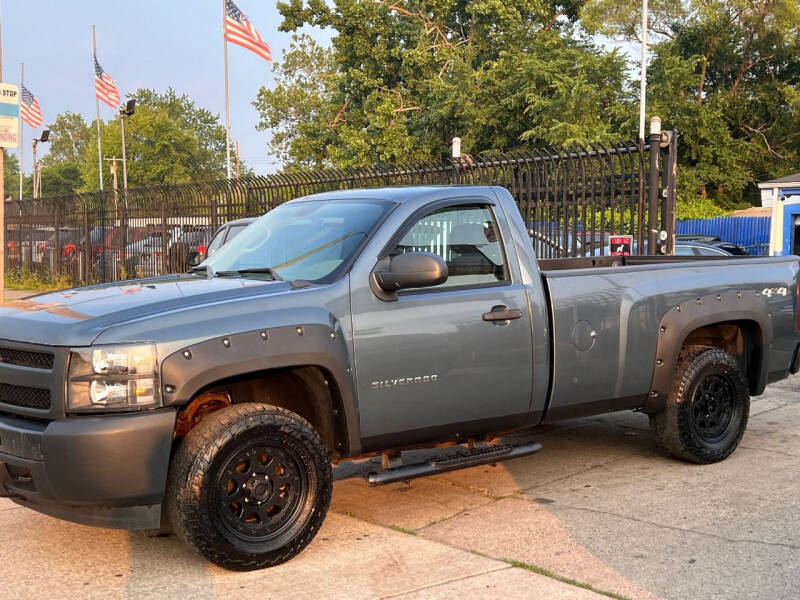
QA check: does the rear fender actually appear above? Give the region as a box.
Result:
[645,290,771,413]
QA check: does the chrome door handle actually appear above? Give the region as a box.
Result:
[482,305,522,321]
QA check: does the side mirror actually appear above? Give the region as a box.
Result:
[186,251,202,267]
[374,252,448,292]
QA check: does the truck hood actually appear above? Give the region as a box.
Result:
[0,275,291,346]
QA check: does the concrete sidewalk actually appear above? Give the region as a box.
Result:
[2,289,37,301]
[1,377,798,599]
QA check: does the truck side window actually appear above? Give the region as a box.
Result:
[391,204,509,288]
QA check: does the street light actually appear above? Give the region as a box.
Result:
[31,129,50,199]
[118,99,135,190]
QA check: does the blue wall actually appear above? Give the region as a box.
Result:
[676,216,770,255]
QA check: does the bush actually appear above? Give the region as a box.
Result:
[4,268,74,292]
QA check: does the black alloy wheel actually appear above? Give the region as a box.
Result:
[215,441,309,542]
[650,346,750,464]
[167,403,332,571]
[689,374,736,443]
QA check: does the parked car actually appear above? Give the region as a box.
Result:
[676,234,749,255]
[593,240,738,257]
[1,186,798,572]
[168,227,213,272]
[124,227,184,278]
[188,217,256,266]
[673,241,739,256]
[93,227,152,279]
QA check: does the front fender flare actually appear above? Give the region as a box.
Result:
[159,323,360,455]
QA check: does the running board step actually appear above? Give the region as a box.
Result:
[366,441,542,486]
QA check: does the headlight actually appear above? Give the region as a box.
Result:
[68,343,160,413]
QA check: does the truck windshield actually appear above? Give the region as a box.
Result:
[202,199,393,282]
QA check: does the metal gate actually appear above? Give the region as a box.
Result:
[4,131,677,285]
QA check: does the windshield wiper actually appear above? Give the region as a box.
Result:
[215,267,283,281]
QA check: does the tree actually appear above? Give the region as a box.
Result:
[2,150,19,200]
[38,162,83,197]
[79,88,227,190]
[581,0,800,207]
[255,1,630,167]
[42,111,92,167]
[130,88,227,176]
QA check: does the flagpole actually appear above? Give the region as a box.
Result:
[223,0,232,179]
[92,25,104,191]
[638,0,648,141]
[18,61,22,201]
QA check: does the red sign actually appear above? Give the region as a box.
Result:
[610,235,633,256]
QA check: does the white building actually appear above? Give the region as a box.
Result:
[759,172,800,255]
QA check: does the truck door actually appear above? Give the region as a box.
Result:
[350,200,534,451]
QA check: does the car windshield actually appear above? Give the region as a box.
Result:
[202,199,393,282]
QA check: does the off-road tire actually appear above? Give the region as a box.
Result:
[166,403,332,571]
[650,346,749,464]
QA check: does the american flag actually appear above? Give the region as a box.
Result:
[94,55,120,108]
[20,86,43,128]
[224,0,272,62]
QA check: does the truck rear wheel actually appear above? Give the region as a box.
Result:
[166,403,332,571]
[650,346,749,464]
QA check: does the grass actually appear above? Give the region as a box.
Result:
[4,269,73,292]
[502,559,632,600]
[390,525,418,536]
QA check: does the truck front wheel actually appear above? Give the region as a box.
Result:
[166,403,332,570]
[650,346,750,464]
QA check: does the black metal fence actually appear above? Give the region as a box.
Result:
[4,133,677,285]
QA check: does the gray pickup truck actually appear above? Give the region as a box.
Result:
[1,186,799,570]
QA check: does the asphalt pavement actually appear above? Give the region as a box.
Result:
[1,369,798,599]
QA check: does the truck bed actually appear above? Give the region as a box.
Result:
[538,255,800,421]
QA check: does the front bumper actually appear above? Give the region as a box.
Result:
[0,408,176,529]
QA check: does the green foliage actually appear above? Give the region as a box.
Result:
[80,88,227,191]
[38,162,83,197]
[4,267,73,292]
[2,150,19,200]
[256,0,800,214]
[43,111,92,166]
[258,1,630,167]
[675,195,728,220]
[583,0,800,208]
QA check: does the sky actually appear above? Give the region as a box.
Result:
[2,0,330,176]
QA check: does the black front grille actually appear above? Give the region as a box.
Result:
[0,347,54,370]
[0,383,51,410]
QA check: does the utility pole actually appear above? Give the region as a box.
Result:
[104,156,122,210]
[235,140,240,179]
[31,130,50,199]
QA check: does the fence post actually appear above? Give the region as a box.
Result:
[451,137,461,185]
[161,199,168,276]
[211,193,218,231]
[25,204,33,273]
[647,117,662,255]
[82,202,90,285]
[54,205,60,277]
[661,130,678,255]
[120,199,127,280]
